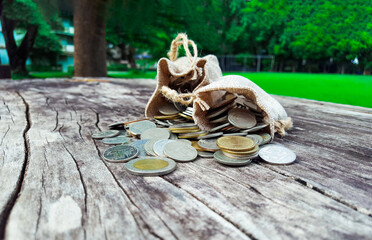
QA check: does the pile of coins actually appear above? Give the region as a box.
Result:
[92,92,296,176]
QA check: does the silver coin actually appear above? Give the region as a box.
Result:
[125,157,177,176]
[240,123,269,133]
[163,141,198,162]
[206,101,235,119]
[144,139,158,156]
[179,139,192,145]
[129,139,149,157]
[154,119,171,127]
[214,150,252,166]
[258,144,296,165]
[228,108,257,129]
[118,130,130,137]
[259,133,272,145]
[141,128,170,140]
[159,102,180,115]
[169,123,197,129]
[103,145,139,163]
[209,122,230,133]
[153,139,176,157]
[222,151,259,160]
[223,132,247,136]
[174,102,187,112]
[102,136,131,145]
[211,94,237,109]
[198,151,214,158]
[197,138,219,152]
[246,134,263,145]
[209,115,228,124]
[92,130,120,139]
[128,120,156,136]
[197,132,223,139]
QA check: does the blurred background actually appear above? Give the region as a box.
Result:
[0,0,371,107]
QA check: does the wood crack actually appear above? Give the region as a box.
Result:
[256,161,372,217]
[161,176,257,240]
[0,92,31,239]
[0,126,10,146]
[62,143,88,239]
[91,140,162,240]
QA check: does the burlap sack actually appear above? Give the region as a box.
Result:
[192,75,293,139]
[145,33,222,118]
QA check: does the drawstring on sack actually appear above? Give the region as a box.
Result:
[274,117,293,136]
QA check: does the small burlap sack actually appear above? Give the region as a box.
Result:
[145,33,222,117]
[192,75,293,139]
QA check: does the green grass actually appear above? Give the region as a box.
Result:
[28,71,372,108]
[227,72,372,108]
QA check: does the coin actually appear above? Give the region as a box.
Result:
[173,101,187,112]
[209,122,230,133]
[169,123,198,130]
[92,130,120,139]
[221,144,259,156]
[228,108,257,129]
[170,128,201,134]
[141,128,170,140]
[246,134,263,145]
[258,144,296,165]
[191,141,205,151]
[102,136,131,145]
[128,120,156,136]
[240,123,269,133]
[178,112,194,120]
[216,136,255,152]
[178,131,208,139]
[259,133,271,145]
[222,151,259,160]
[154,114,180,120]
[103,145,139,162]
[153,139,176,157]
[154,119,171,127]
[223,132,247,136]
[163,141,198,162]
[213,151,252,166]
[206,101,235,119]
[125,157,177,176]
[211,94,237,109]
[130,139,149,157]
[159,102,180,115]
[197,138,219,152]
[198,151,214,158]
[144,139,158,156]
[197,132,223,139]
[209,115,228,124]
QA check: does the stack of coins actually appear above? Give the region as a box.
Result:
[216,136,259,160]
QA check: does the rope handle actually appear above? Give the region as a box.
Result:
[167,33,198,68]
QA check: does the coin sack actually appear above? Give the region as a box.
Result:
[92,33,296,176]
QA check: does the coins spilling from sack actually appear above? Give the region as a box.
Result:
[91,93,296,175]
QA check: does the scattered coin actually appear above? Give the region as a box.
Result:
[163,141,198,162]
[141,128,170,140]
[206,101,235,119]
[223,132,247,136]
[259,133,271,145]
[102,136,131,145]
[92,130,120,139]
[144,139,158,156]
[246,134,263,145]
[213,151,252,166]
[221,144,259,156]
[103,145,139,162]
[216,136,255,152]
[130,139,149,157]
[211,94,237,109]
[222,151,259,160]
[228,108,257,129]
[258,144,296,165]
[178,130,208,139]
[125,157,177,176]
[209,122,231,133]
[209,114,228,124]
[197,132,223,139]
[198,138,220,152]
[128,120,156,136]
[198,151,214,158]
[191,141,205,151]
[159,102,180,115]
[153,139,176,157]
[240,123,269,133]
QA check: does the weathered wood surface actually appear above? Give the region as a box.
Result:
[0,78,371,240]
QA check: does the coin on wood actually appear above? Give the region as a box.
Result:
[141,128,170,140]
[258,144,296,165]
[92,130,120,139]
[144,139,158,156]
[163,141,198,162]
[197,138,220,152]
[198,151,214,158]
[128,120,156,136]
[125,157,177,176]
[216,136,255,152]
[102,136,130,145]
[246,134,263,145]
[228,108,257,129]
[103,145,139,163]
[214,151,252,166]
[153,139,176,157]
[259,133,271,145]
[130,139,149,157]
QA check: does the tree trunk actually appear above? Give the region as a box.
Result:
[128,46,137,69]
[74,0,108,77]
[0,11,38,76]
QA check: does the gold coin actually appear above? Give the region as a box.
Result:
[170,128,201,134]
[216,136,255,152]
[154,114,180,120]
[178,131,208,139]
[168,125,199,131]
[133,159,169,170]
[178,113,194,120]
[221,144,259,155]
[191,141,205,151]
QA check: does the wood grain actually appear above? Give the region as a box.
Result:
[0,78,371,240]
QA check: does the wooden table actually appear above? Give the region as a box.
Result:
[0,78,371,240]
